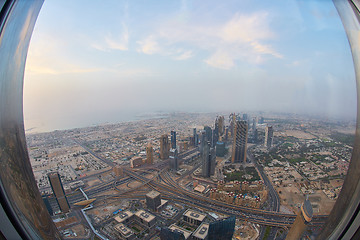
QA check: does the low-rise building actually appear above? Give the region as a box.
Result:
[114,210,134,224]
[114,223,135,240]
[193,222,209,240]
[168,224,192,240]
[183,209,206,226]
[130,157,143,168]
[135,209,156,227]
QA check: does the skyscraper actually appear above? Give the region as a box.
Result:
[210,147,216,176]
[208,216,236,240]
[204,126,212,145]
[231,120,248,163]
[146,143,154,164]
[193,128,198,147]
[160,227,185,240]
[171,130,177,149]
[252,117,256,132]
[202,142,216,178]
[242,113,248,121]
[146,191,161,211]
[253,129,258,143]
[199,130,206,155]
[170,148,178,170]
[48,172,70,213]
[259,117,264,124]
[202,141,210,177]
[229,113,236,137]
[264,126,273,149]
[216,141,226,157]
[160,134,170,159]
[216,115,225,136]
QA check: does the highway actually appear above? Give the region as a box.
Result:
[124,168,327,228]
[247,146,280,212]
[48,147,327,229]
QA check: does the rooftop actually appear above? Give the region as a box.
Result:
[146,190,161,199]
[114,223,133,237]
[193,222,209,239]
[114,210,134,223]
[183,209,206,222]
[135,209,156,222]
[169,224,192,239]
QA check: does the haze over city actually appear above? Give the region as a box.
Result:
[24,0,356,133]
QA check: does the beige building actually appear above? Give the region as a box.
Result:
[130,156,143,168]
[135,209,156,227]
[193,222,209,240]
[113,165,124,177]
[160,134,170,159]
[183,209,206,226]
[114,223,135,240]
[146,143,154,164]
[114,210,134,224]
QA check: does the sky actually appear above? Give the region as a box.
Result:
[23,0,357,133]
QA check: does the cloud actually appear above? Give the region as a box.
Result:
[250,41,283,58]
[174,50,193,60]
[136,36,161,54]
[92,22,129,51]
[137,11,282,69]
[221,12,274,43]
[205,50,234,70]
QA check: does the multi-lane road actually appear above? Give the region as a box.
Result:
[49,147,327,230]
[247,146,280,212]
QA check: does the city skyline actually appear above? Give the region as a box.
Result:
[26,111,352,239]
[24,0,356,133]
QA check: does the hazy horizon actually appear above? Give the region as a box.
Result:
[24,0,357,133]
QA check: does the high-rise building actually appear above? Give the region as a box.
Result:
[259,117,264,124]
[264,126,273,149]
[231,120,248,163]
[170,148,178,170]
[253,129,258,143]
[214,116,223,146]
[208,216,236,240]
[242,113,248,121]
[48,172,70,213]
[130,157,143,168]
[189,136,195,147]
[146,191,161,211]
[113,165,124,177]
[199,130,206,155]
[160,227,186,240]
[216,115,225,136]
[224,127,229,141]
[229,113,236,137]
[285,196,313,240]
[146,143,154,164]
[210,147,216,176]
[202,141,210,177]
[171,130,177,149]
[216,141,226,157]
[204,126,212,145]
[160,134,170,159]
[212,128,219,148]
[202,142,216,178]
[252,117,256,132]
[193,128,198,147]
